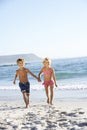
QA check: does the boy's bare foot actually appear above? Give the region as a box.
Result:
[26,105,28,108]
[26,104,29,108]
[26,102,29,108]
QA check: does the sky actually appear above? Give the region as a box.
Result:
[0,0,87,59]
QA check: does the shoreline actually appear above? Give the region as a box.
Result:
[0,89,87,102]
[0,100,87,130]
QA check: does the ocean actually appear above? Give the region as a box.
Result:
[0,57,87,102]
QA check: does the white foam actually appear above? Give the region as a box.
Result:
[0,83,87,90]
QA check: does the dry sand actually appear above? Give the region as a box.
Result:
[0,100,87,130]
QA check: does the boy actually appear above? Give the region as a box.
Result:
[13,58,38,108]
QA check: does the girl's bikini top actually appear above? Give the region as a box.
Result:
[43,68,53,75]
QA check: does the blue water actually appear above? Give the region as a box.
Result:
[0,56,87,101]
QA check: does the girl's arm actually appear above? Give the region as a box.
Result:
[52,68,57,87]
[38,68,43,81]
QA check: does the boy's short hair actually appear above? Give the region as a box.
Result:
[16,58,24,64]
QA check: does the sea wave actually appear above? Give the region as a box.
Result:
[56,72,87,80]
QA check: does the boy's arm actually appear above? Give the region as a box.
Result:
[13,70,18,84]
[28,69,38,80]
[52,69,57,87]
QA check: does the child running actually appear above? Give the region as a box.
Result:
[13,58,39,108]
[38,57,57,105]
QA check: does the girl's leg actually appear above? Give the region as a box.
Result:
[44,86,49,103]
[49,86,54,105]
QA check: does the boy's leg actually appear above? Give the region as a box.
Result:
[44,86,49,103]
[22,92,28,107]
[26,82,30,107]
[26,93,29,107]
[49,86,54,105]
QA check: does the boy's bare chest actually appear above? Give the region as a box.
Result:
[18,70,27,76]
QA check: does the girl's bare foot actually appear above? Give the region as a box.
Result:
[50,101,53,105]
[47,98,49,104]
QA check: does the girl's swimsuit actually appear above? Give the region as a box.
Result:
[43,68,53,75]
[42,69,54,87]
[43,80,54,87]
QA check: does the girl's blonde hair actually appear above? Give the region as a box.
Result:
[43,57,51,64]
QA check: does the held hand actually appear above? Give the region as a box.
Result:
[38,77,41,82]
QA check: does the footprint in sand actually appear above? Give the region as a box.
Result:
[78,122,87,127]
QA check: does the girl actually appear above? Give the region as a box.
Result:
[38,57,57,105]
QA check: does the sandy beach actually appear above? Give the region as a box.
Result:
[0,100,87,130]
